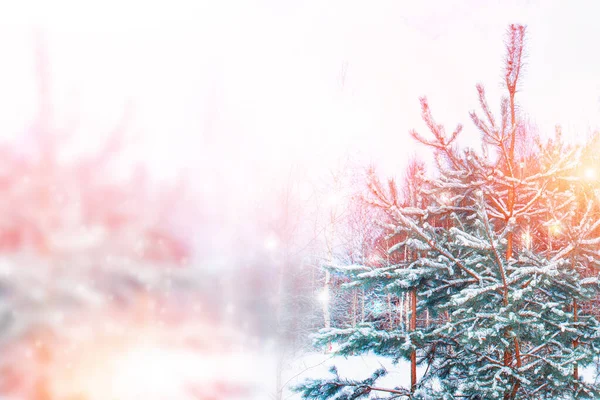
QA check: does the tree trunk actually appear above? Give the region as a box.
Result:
[405,293,410,329]
[574,298,579,380]
[410,288,417,393]
[398,293,403,329]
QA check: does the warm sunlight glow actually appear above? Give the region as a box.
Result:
[584,167,596,180]
[549,221,562,236]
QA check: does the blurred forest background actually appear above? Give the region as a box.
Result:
[1,1,600,399]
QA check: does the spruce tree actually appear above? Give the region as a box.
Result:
[295,24,600,399]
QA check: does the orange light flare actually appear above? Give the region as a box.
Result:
[548,220,562,236]
[583,166,597,181]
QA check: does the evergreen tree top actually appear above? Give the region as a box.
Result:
[296,24,600,399]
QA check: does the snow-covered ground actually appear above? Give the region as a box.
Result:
[275,351,600,399]
[279,352,420,399]
[29,342,600,399]
[78,347,596,399]
[49,347,275,400]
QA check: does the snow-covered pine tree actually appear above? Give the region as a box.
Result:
[295,24,600,399]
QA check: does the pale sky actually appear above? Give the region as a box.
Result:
[0,0,599,214]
